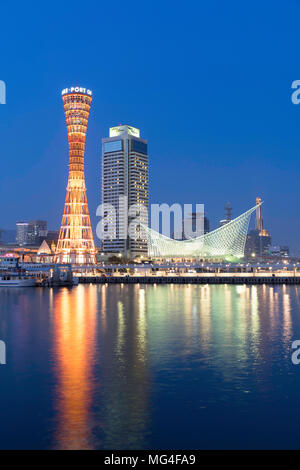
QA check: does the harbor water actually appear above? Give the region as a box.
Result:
[0,284,300,449]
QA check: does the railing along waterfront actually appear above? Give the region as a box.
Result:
[78,275,300,285]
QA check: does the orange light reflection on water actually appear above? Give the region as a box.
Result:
[52,285,97,449]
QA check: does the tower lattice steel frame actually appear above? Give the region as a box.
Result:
[56,87,96,264]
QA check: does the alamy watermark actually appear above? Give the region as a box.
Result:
[0,340,6,365]
[0,80,6,104]
[96,198,205,241]
[291,340,300,365]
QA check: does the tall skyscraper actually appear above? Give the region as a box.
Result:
[102,125,148,259]
[56,87,96,264]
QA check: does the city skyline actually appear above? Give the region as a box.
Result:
[1,1,300,254]
[0,105,294,254]
[2,1,300,454]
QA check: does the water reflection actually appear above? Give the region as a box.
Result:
[51,285,97,449]
[29,284,298,449]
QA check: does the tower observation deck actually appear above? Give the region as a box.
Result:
[56,87,96,264]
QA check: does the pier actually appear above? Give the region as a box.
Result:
[78,275,300,285]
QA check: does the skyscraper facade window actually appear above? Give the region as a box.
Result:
[16,220,48,246]
[16,222,30,246]
[102,125,149,259]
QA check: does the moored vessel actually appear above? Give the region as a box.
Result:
[0,273,36,287]
[0,255,36,287]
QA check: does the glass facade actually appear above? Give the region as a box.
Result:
[104,140,123,153]
[131,139,147,155]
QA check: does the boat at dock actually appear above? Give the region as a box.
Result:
[0,255,36,287]
[0,273,36,287]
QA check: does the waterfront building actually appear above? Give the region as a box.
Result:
[145,203,259,260]
[245,229,271,259]
[280,246,290,257]
[269,245,290,258]
[56,87,96,265]
[27,220,47,245]
[102,125,148,260]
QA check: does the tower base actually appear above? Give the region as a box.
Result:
[55,251,96,265]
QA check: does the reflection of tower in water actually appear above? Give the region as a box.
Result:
[49,284,294,449]
[51,284,150,450]
[52,285,97,449]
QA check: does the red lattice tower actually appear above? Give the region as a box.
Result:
[56,87,96,264]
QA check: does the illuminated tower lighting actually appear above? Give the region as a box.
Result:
[55,86,96,265]
[255,196,269,237]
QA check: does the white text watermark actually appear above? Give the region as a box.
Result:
[0,341,6,365]
[0,80,6,104]
[96,199,205,241]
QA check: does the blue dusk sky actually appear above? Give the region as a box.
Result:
[1,0,300,252]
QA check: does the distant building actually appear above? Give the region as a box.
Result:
[280,246,290,257]
[1,229,16,245]
[16,220,47,246]
[219,202,232,227]
[44,230,59,253]
[102,125,149,260]
[45,230,59,243]
[245,197,271,259]
[28,220,47,245]
[173,212,209,240]
[16,222,30,246]
[269,245,290,258]
[245,229,271,259]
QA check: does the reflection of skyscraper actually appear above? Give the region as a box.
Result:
[56,87,96,265]
[102,125,148,260]
[96,285,150,449]
[52,284,150,449]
